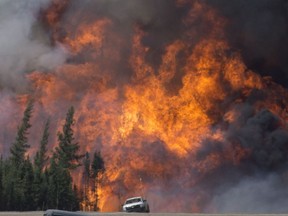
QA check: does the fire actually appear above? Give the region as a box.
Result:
[64,19,112,55]
[1,0,288,213]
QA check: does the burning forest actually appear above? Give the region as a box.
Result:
[1,0,288,213]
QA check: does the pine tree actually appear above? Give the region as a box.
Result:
[55,106,83,170]
[34,119,50,210]
[48,107,83,210]
[34,119,50,172]
[3,160,17,210]
[91,151,105,178]
[0,156,3,210]
[22,157,34,211]
[2,160,14,211]
[7,100,34,210]
[47,154,58,209]
[47,153,75,210]
[39,169,49,210]
[82,152,90,210]
[91,151,105,211]
[83,152,91,181]
[71,185,80,211]
[10,100,33,168]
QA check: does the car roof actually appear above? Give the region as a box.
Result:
[126,196,142,200]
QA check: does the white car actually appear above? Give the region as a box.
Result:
[122,196,150,213]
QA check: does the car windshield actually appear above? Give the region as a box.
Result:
[125,198,141,204]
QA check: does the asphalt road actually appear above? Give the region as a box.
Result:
[1,213,288,216]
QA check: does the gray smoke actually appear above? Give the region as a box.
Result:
[210,175,288,213]
[0,0,67,92]
[205,0,288,87]
[195,104,288,213]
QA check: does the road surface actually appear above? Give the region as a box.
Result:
[1,213,288,216]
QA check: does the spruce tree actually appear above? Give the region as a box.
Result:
[34,119,50,210]
[91,151,105,211]
[34,119,50,172]
[10,100,33,168]
[0,156,3,210]
[47,154,58,209]
[47,153,74,210]
[72,185,80,211]
[55,106,83,170]
[91,151,105,178]
[48,107,83,210]
[2,160,14,211]
[82,152,90,210]
[22,157,34,211]
[3,160,17,210]
[8,100,34,210]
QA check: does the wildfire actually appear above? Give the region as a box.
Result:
[1,0,288,213]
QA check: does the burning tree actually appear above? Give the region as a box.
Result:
[33,119,50,210]
[81,151,105,211]
[5,100,34,210]
[47,106,83,210]
[10,100,33,168]
[55,106,84,170]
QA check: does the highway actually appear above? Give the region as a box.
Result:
[1,212,288,216]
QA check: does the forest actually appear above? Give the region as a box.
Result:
[0,100,105,211]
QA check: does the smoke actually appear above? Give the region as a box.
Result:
[210,175,288,213]
[226,106,288,170]
[193,104,288,213]
[205,0,288,87]
[0,0,67,92]
[58,0,190,76]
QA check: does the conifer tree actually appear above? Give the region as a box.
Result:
[2,159,14,210]
[83,152,91,181]
[0,156,3,210]
[55,106,83,170]
[47,153,75,210]
[8,100,34,210]
[82,152,91,210]
[22,157,34,211]
[34,119,50,209]
[91,151,105,211]
[10,100,33,168]
[34,119,50,172]
[72,185,80,211]
[48,107,83,210]
[47,153,58,209]
[91,151,105,178]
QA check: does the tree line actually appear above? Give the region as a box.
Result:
[0,100,105,211]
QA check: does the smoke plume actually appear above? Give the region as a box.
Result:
[206,0,288,87]
[0,0,67,91]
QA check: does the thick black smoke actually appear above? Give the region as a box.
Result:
[195,104,288,213]
[64,0,288,89]
[206,0,288,87]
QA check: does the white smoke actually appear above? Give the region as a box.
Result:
[0,0,67,92]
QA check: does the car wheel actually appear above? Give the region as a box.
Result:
[146,205,150,213]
